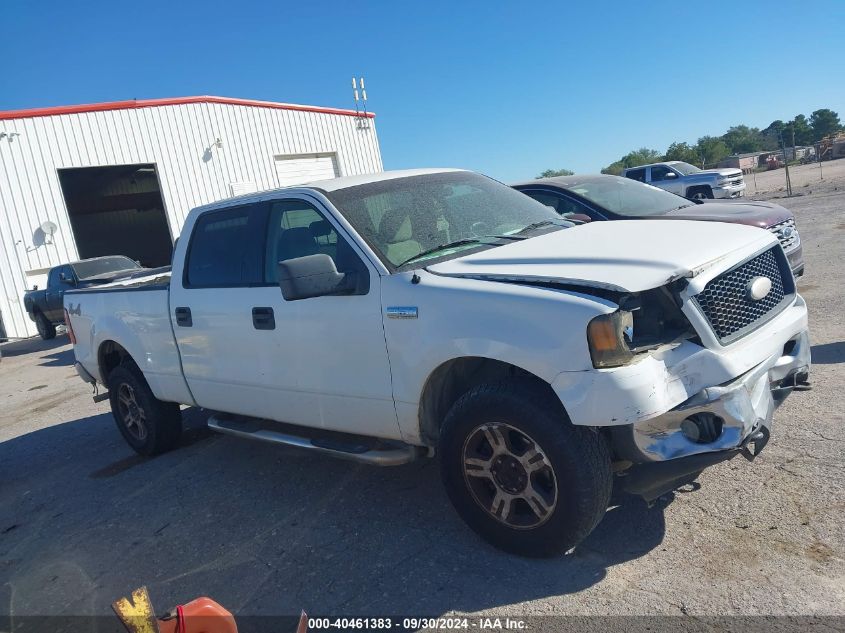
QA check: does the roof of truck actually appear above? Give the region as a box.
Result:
[191,168,467,213]
[309,168,464,192]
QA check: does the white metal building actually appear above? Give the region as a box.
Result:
[0,95,382,339]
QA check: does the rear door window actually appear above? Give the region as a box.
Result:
[186,204,265,287]
[625,168,646,182]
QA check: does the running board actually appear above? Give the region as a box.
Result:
[206,414,423,466]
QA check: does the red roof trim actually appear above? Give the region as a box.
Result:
[0,95,376,121]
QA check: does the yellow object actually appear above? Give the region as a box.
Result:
[112,586,160,633]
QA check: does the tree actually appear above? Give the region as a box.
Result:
[695,136,731,166]
[537,168,574,178]
[761,120,786,151]
[810,108,841,141]
[721,125,764,154]
[664,142,700,165]
[788,115,814,146]
[601,160,626,175]
[600,148,662,175]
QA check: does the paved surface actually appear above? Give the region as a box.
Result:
[1,186,843,620]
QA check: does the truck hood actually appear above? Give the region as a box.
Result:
[663,200,792,228]
[699,168,743,178]
[427,220,774,293]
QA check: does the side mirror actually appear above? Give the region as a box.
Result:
[665,172,678,179]
[569,213,592,223]
[277,254,354,301]
[59,273,76,286]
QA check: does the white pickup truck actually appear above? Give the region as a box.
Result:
[65,169,810,557]
[623,161,747,200]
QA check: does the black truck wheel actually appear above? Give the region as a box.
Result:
[35,312,57,340]
[108,363,182,456]
[439,380,612,557]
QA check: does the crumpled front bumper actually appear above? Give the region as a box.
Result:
[612,329,811,500]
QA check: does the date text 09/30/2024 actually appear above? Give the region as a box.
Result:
[307,617,527,630]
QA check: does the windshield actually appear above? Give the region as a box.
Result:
[566,175,694,217]
[324,171,565,269]
[672,162,701,175]
[71,256,142,279]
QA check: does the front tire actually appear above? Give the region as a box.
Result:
[35,312,56,340]
[688,186,714,200]
[439,380,612,557]
[108,362,182,456]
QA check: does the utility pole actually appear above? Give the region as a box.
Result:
[791,123,796,163]
[779,131,793,196]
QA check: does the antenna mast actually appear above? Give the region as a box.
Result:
[351,76,370,129]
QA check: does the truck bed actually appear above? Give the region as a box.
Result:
[65,270,195,406]
[65,269,172,294]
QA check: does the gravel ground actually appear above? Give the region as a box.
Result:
[1,186,843,624]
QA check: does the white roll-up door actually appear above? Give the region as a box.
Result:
[274,153,339,187]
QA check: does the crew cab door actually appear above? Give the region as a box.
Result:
[170,197,399,440]
[648,165,683,195]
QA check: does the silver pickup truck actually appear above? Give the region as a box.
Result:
[623,161,746,200]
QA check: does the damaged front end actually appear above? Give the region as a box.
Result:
[549,244,811,502]
[611,329,811,501]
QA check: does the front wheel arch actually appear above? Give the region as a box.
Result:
[418,356,562,446]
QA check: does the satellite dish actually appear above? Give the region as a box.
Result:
[39,221,58,245]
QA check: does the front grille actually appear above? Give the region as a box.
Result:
[693,247,793,344]
[769,218,800,252]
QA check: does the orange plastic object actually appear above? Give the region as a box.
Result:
[157,598,238,633]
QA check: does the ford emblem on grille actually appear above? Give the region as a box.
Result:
[747,276,773,301]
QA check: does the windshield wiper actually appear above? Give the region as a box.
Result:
[513,219,568,236]
[397,238,496,268]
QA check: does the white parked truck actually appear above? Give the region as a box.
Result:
[623,161,746,200]
[65,169,810,556]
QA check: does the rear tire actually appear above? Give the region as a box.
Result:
[439,380,612,557]
[107,362,182,456]
[35,312,56,340]
[688,186,714,200]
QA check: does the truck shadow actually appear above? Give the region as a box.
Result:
[38,348,75,367]
[0,335,69,359]
[0,409,668,618]
[811,341,845,365]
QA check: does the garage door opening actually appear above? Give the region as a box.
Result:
[58,164,173,267]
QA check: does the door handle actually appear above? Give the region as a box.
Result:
[252,307,275,330]
[175,307,192,327]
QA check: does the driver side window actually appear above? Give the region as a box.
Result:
[650,166,675,182]
[264,199,366,285]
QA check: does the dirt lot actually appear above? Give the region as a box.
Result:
[745,158,845,199]
[1,181,844,623]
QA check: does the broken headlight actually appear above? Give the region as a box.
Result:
[587,310,635,368]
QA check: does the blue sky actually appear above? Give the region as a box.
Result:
[3,1,843,180]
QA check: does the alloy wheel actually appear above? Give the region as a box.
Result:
[462,422,558,529]
[117,383,148,441]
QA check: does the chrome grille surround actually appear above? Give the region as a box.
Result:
[692,246,795,345]
[768,217,800,252]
